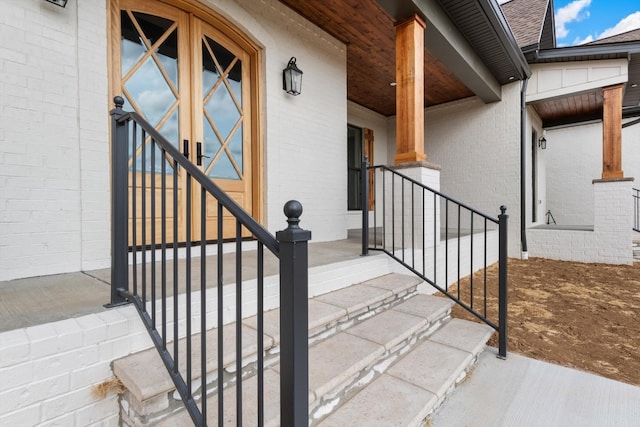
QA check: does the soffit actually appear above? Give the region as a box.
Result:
[277,0,528,117]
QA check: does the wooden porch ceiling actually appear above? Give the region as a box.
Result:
[278,0,474,117]
[531,90,604,128]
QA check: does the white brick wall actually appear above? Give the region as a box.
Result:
[528,179,634,264]
[546,119,640,225]
[1,1,83,280]
[0,306,152,426]
[420,83,523,256]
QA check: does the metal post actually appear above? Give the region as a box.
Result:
[277,200,311,427]
[108,96,130,307]
[498,205,508,359]
[361,156,369,256]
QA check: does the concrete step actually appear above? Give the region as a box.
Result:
[317,319,494,426]
[114,273,423,425]
[157,293,456,426]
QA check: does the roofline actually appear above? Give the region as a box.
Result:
[479,0,531,79]
[536,41,640,61]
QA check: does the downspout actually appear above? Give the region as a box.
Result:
[520,77,529,259]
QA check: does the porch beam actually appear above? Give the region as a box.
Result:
[395,14,426,164]
[377,0,503,103]
[602,84,624,179]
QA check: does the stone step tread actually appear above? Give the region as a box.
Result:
[114,273,421,402]
[158,294,455,426]
[317,319,494,427]
[113,323,269,402]
[243,273,422,343]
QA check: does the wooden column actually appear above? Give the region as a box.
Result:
[602,84,624,179]
[394,15,426,164]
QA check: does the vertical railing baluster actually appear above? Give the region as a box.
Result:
[361,156,369,256]
[186,174,192,397]
[236,220,243,426]
[445,200,449,292]
[172,153,179,373]
[411,182,415,269]
[151,138,157,329]
[217,202,224,427]
[200,188,207,423]
[373,167,378,249]
[157,140,162,342]
[132,124,138,298]
[498,206,509,359]
[391,173,395,254]
[484,217,488,317]
[401,178,405,262]
[141,126,147,310]
[457,204,461,300]
[257,242,264,427]
[277,201,310,427]
[432,192,435,281]
[470,212,474,309]
[382,169,386,250]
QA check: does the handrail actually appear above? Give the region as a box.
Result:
[634,188,640,233]
[108,97,310,426]
[362,161,508,358]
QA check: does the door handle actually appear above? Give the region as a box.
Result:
[183,139,189,159]
[197,142,210,166]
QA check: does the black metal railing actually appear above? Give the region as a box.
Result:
[108,97,310,426]
[634,188,640,233]
[362,161,508,358]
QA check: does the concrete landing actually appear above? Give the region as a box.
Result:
[0,238,365,332]
[431,350,640,427]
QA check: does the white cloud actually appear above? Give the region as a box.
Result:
[573,35,594,45]
[596,11,640,40]
[555,0,592,39]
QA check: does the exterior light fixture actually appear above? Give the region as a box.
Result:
[283,57,303,96]
[45,0,68,6]
[538,136,547,150]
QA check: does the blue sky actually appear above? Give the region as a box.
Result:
[500,0,640,46]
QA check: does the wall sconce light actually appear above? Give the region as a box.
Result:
[283,57,303,96]
[45,0,68,7]
[538,136,547,150]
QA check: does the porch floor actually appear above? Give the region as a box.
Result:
[0,237,364,333]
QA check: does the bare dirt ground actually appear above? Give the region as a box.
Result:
[444,257,640,387]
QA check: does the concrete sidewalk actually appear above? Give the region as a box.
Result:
[432,349,640,427]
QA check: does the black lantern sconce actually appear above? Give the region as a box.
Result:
[283,57,303,96]
[45,0,68,7]
[538,135,547,150]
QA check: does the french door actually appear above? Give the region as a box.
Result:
[111,0,259,244]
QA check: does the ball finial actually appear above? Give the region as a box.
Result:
[114,96,125,109]
[284,200,303,219]
[500,205,507,215]
[283,200,303,230]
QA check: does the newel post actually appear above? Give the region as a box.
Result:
[109,96,130,307]
[498,205,509,359]
[277,200,311,426]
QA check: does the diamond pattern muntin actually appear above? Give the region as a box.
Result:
[125,56,176,127]
[201,36,243,180]
[205,82,240,141]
